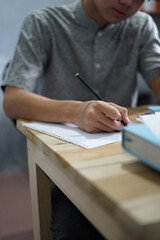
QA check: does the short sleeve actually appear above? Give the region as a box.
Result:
[138,15,160,85]
[1,11,51,92]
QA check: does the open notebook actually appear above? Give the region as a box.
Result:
[23,122,121,149]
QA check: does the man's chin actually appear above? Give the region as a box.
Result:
[107,18,126,24]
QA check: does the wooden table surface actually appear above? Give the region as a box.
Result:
[17,105,160,240]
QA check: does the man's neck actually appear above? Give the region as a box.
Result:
[82,0,109,28]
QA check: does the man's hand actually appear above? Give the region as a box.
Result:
[75,101,129,133]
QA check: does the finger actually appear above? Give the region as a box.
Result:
[109,103,130,124]
[92,122,116,133]
[98,114,123,131]
[96,101,121,120]
[109,102,128,116]
[94,108,122,131]
[82,116,117,133]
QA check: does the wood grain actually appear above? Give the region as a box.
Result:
[17,105,160,240]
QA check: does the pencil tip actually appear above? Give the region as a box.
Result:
[75,73,79,77]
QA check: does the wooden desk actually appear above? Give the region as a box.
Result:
[17,106,160,240]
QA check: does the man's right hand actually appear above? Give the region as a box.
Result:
[75,101,129,133]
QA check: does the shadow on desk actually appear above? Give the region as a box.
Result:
[122,160,160,187]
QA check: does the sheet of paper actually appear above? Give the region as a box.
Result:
[140,113,160,140]
[23,121,121,149]
[155,112,160,121]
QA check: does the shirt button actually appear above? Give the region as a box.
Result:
[98,32,103,37]
[95,63,101,69]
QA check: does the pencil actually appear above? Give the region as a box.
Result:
[75,73,127,126]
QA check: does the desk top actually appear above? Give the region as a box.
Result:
[17,105,160,240]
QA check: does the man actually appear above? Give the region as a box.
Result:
[2,0,160,239]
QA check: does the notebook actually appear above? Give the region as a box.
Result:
[122,110,160,172]
[23,121,121,149]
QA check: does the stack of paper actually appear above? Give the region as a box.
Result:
[140,112,160,141]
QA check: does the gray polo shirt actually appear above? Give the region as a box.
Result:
[2,0,160,107]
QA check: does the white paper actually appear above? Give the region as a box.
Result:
[155,112,160,121]
[140,113,160,140]
[23,121,121,149]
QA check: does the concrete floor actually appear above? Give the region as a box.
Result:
[0,171,33,240]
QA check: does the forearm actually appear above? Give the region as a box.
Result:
[3,86,129,133]
[3,87,82,123]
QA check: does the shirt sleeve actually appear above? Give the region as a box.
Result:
[138,14,160,85]
[1,11,52,92]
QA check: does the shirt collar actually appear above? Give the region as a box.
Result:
[71,0,120,32]
[72,0,99,30]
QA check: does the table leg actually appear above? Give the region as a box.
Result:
[27,139,53,240]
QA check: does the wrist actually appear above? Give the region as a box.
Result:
[71,101,93,126]
[56,100,83,124]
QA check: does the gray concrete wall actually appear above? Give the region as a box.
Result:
[0,0,74,173]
